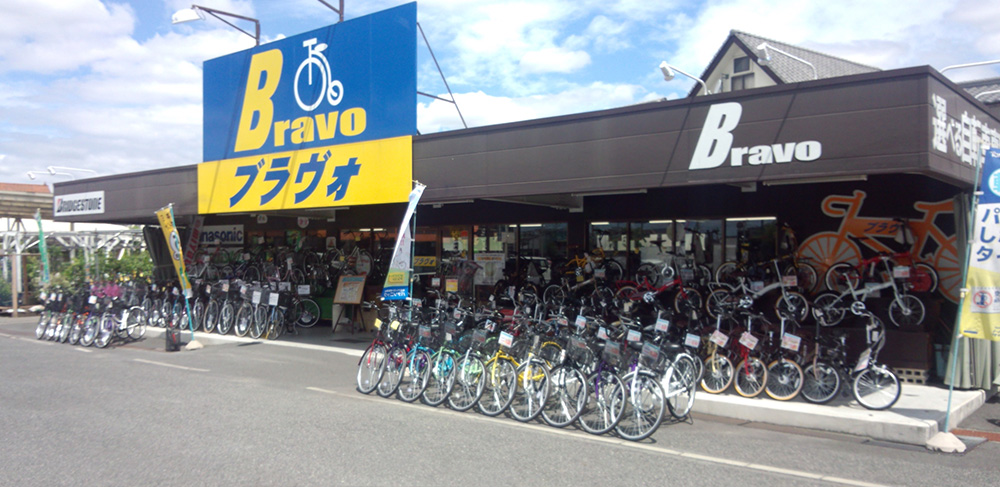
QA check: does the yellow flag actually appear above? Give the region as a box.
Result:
[156,205,192,296]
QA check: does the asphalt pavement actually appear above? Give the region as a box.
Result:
[2,315,999,486]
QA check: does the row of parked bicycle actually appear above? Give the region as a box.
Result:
[34,277,325,346]
[494,249,935,331]
[355,286,901,441]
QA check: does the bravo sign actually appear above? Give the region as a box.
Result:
[689,102,822,170]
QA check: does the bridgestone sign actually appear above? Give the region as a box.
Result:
[53,191,105,217]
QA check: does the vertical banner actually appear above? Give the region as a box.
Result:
[156,205,192,297]
[34,209,49,285]
[959,148,1000,340]
[182,215,205,270]
[382,183,426,300]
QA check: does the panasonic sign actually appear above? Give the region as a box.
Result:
[199,225,245,246]
[689,102,822,170]
[53,191,105,217]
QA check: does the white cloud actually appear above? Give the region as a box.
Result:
[519,47,591,74]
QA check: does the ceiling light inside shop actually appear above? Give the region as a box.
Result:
[648,220,673,224]
[591,222,610,226]
[520,224,542,228]
[726,216,777,222]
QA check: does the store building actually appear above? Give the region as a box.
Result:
[50,27,998,380]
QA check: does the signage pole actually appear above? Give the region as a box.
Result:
[944,146,986,433]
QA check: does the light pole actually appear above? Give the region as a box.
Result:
[47,166,96,178]
[941,59,1000,74]
[172,4,261,46]
[756,42,818,80]
[659,61,711,95]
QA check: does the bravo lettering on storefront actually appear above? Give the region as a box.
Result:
[198,3,416,214]
[688,102,822,170]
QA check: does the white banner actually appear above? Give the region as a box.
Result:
[382,183,426,300]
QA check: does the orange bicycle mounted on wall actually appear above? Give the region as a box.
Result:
[796,191,960,302]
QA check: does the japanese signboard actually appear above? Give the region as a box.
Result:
[198,3,416,214]
[959,148,1000,341]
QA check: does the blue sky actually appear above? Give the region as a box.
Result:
[3,0,1000,183]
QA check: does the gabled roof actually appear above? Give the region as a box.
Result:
[957,77,1000,104]
[691,30,881,96]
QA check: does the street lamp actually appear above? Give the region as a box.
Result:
[659,61,712,95]
[756,42,818,80]
[47,166,97,177]
[172,4,260,46]
[940,59,1000,74]
[975,89,1000,101]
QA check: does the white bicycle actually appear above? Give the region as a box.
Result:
[294,38,344,111]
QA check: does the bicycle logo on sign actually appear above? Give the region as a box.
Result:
[294,38,344,112]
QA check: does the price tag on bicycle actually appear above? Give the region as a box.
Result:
[278,282,290,292]
[485,319,496,332]
[297,285,310,296]
[781,275,798,287]
[419,325,432,340]
[432,277,441,287]
[893,266,911,278]
[286,256,293,271]
[710,329,729,348]
[472,329,487,344]
[151,284,157,292]
[641,342,660,363]
[374,318,382,330]
[205,284,212,294]
[655,317,670,333]
[88,295,97,304]
[739,331,759,350]
[557,316,569,327]
[781,332,802,352]
[268,293,279,306]
[597,326,609,340]
[240,285,248,295]
[685,333,701,348]
[268,281,277,291]
[498,331,514,349]
[574,315,587,331]
[855,348,872,372]
[453,309,462,320]
[594,267,606,279]
[751,281,765,292]
[390,320,401,331]
[413,298,422,308]
[221,280,229,292]
[252,290,262,305]
[627,329,642,342]
[58,293,64,301]
[243,253,250,261]
[40,292,47,301]
[202,255,211,264]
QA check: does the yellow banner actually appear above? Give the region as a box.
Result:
[156,206,191,294]
[198,136,412,214]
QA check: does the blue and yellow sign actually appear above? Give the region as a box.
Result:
[199,3,416,213]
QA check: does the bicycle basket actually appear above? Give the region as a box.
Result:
[603,341,622,365]
[472,329,488,347]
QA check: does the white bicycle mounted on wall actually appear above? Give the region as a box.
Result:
[294,38,345,111]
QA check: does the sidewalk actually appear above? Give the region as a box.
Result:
[2,314,994,448]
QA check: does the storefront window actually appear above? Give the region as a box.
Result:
[633,220,675,266]
[677,220,722,268]
[473,225,515,288]
[724,217,777,263]
[519,223,566,283]
[414,226,438,275]
[589,221,629,275]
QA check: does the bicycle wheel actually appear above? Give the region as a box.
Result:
[294,298,322,328]
[824,262,860,293]
[203,300,218,334]
[422,351,458,406]
[734,357,768,397]
[68,321,82,345]
[266,312,284,340]
[700,353,734,394]
[397,349,432,403]
[447,355,486,411]
[801,362,841,404]
[785,262,819,295]
[673,286,703,315]
[852,364,900,410]
[616,372,666,441]
[541,364,587,428]
[250,306,267,339]
[910,262,939,294]
[705,289,732,320]
[603,259,625,284]
[94,315,115,349]
[888,294,925,328]
[377,346,407,398]
[663,354,698,419]
[126,308,147,340]
[714,261,740,286]
[775,291,809,323]
[218,302,234,335]
[579,370,625,435]
[635,263,662,287]
[357,344,388,394]
[79,316,99,347]
[234,303,253,337]
[811,292,845,327]
[543,284,567,305]
[192,300,205,331]
[35,313,50,339]
[477,358,517,417]
[765,358,804,401]
[510,360,551,422]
